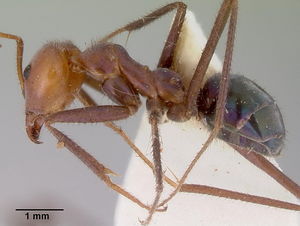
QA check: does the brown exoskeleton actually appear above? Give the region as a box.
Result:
[1,0,300,224]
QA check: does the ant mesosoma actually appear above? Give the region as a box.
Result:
[1,0,299,224]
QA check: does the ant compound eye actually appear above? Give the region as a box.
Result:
[23,64,31,80]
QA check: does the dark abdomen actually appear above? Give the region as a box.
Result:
[197,74,285,156]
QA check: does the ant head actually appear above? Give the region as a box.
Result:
[24,41,85,143]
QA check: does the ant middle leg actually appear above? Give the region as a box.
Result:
[99,1,187,54]
[158,0,237,207]
[45,123,164,212]
[88,3,188,223]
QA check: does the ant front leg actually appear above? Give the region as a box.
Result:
[44,118,153,212]
[42,95,169,212]
[0,32,24,92]
[0,31,162,213]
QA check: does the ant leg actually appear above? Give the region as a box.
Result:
[0,32,24,93]
[185,0,234,117]
[78,3,187,222]
[175,0,300,202]
[140,99,164,225]
[75,89,98,107]
[0,31,161,212]
[156,4,186,68]
[44,105,168,212]
[141,2,201,222]
[76,89,168,219]
[45,124,163,212]
[117,4,187,222]
[180,183,300,211]
[233,145,300,199]
[75,89,154,168]
[160,0,300,208]
[143,5,188,220]
[75,89,300,211]
[158,0,237,207]
[108,4,187,224]
[100,2,187,50]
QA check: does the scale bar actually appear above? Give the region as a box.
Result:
[16,209,64,211]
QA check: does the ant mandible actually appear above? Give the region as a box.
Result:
[1,0,300,225]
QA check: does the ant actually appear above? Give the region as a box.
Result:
[1,0,299,225]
